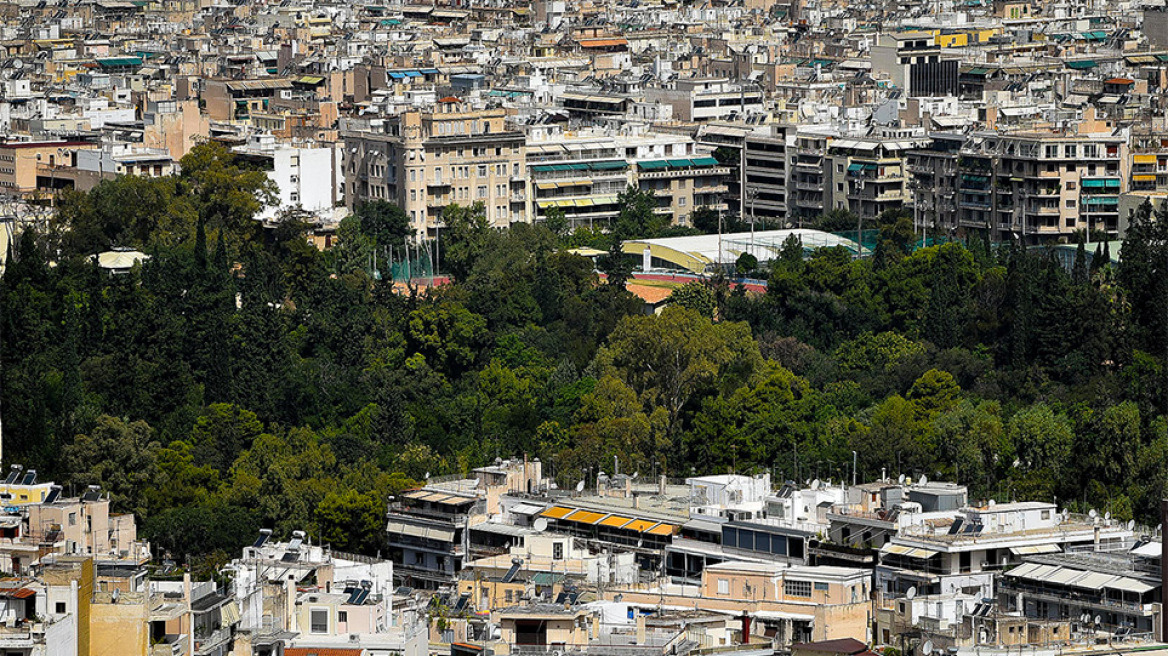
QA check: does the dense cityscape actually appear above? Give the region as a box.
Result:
[2,0,1168,654]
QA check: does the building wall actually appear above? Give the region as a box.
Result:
[89,592,148,656]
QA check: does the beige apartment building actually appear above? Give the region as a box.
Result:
[343,100,527,236]
[0,140,99,195]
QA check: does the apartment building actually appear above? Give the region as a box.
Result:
[790,128,837,223]
[233,133,342,222]
[907,132,963,236]
[876,501,1132,600]
[647,78,765,122]
[343,100,527,236]
[870,32,959,97]
[829,128,930,223]
[956,112,1130,242]
[0,140,98,195]
[997,548,1161,637]
[635,155,730,225]
[742,124,790,225]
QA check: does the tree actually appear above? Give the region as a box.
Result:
[440,202,491,282]
[63,415,161,517]
[691,206,722,234]
[356,200,412,247]
[614,185,665,239]
[599,305,762,438]
[190,404,264,473]
[179,141,278,244]
[316,489,386,554]
[668,282,716,318]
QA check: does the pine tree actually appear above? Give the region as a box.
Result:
[1072,239,1088,286]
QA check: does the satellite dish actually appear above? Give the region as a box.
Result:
[922,640,933,655]
[1081,613,1090,623]
[898,474,906,484]
[919,474,928,486]
[1094,615,1101,626]
[11,58,21,69]
[1128,519,1136,530]
[1089,509,1098,519]
[906,586,917,600]
[424,472,430,480]
[988,499,996,507]
[534,518,548,531]
[811,478,820,490]
[632,471,639,479]
[575,480,585,493]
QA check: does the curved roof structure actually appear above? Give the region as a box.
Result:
[622,228,863,274]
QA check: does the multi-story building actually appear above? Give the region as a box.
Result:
[343,100,527,236]
[233,133,343,222]
[830,128,930,223]
[957,113,1130,242]
[907,132,963,236]
[790,128,837,223]
[870,32,959,98]
[997,548,1161,637]
[876,501,1132,600]
[742,125,790,226]
[0,140,99,195]
[647,78,765,123]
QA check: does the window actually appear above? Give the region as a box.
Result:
[1065,199,1076,208]
[478,165,488,177]
[477,186,488,199]
[1065,145,1077,158]
[1041,510,1051,520]
[814,582,830,592]
[310,609,328,634]
[1045,145,1058,159]
[1066,181,1077,190]
[717,579,730,595]
[55,602,66,614]
[505,590,513,603]
[69,513,76,526]
[338,611,348,623]
[553,542,563,560]
[785,580,812,597]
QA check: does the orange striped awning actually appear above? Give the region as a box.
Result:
[623,519,657,533]
[646,523,679,536]
[565,510,606,525]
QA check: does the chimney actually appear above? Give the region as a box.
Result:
[741,613,751,644]
[636,613,646,643]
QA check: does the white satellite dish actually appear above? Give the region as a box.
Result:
[1094,615,1101,626]
[919,474,928,486]
[921,640,933,655]
[11,58,21,69]
[1105,511,1111,521]
[898,474,906,484]
[424,471,430,480]
[533,518,548,532]
[906,586,917,600]
[1081,613,1090,623]
[575,480,585,493]
[988,499,996,507]
[811,478,820,490]
[632,471,639,479]
[1128,519,1136,530]
[1089,509,1098,519]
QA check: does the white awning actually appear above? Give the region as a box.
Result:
[1007,562,1043,579]
[386,520,455,542]
[220,601,241,626]
[880,543,936,559]
[1009,544,1061,555]
[510,503,546,515]
[1046,568,1086,585]
[1105,577,1156,594]
[1072,572,1117,590]
[1016,564,1061,582]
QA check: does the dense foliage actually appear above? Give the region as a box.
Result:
[5,149,1168,572]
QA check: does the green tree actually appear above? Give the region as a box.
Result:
[668,282,716,318]
[63,415,161,517]
[179,142,278,244]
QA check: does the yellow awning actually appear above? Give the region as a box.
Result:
[1134,154,1157,164]
[599,515,633,528]
[1134,174,1157,182]
[623,519,656,533]
[575,198,595,207]
[541,506,574,519]
[565,510,606,525]
[646,523,678,536]
[562,179,592,186]
[536,182,557,190]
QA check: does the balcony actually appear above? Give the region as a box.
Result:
[194,627,232,656]
[150,634,188,656]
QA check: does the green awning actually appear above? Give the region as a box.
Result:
[1082,179,1106,188]
[847,163,864,173]
[1085,196,1119,205]
[531,572,565,586]
[664,159,691,168]
[589,161,628,171]
[962,174,989,183]
[691,156,720,166]
[1067,60,1097,70]
[637,160,669,170]
[1158,55,1168,62]
[1105,179,1120,188]
[567,163,590,171]
[966,67,989,75]
[532,164,557,173]
[97,57,143,68]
